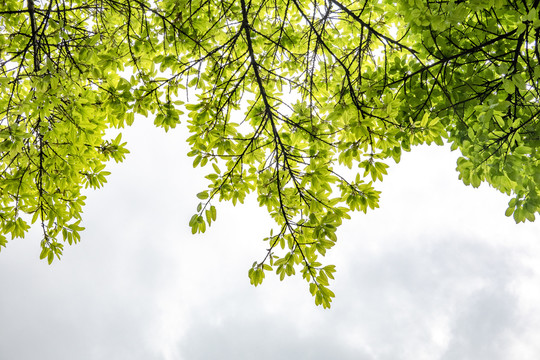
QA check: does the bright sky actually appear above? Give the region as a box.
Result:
[1,118,540,360]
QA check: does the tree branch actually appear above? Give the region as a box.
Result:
[27,0,40,70]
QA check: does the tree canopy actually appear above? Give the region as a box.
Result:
[1,0,539,307]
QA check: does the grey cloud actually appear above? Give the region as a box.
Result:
[441,285,517,360]
[327,231,525,360]
[176,313,369,360]
[0,227,166,360]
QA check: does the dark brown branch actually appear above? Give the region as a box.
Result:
[27,0,40,70]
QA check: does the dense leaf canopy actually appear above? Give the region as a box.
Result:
[1,0,539,306]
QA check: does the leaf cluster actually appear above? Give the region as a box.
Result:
[1,0,539,306]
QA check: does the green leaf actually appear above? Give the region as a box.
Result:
[196,191,209,200]
[514,146,532,155]
[420,112,429,127]
[47,251,54,265]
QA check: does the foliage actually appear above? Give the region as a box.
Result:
[1,0,539,307]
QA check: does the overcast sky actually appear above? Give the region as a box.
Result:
[1,118,540,360]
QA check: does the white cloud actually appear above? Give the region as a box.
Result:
[1,123,539,360]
